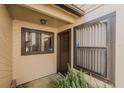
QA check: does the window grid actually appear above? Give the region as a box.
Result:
[21,27,54,55]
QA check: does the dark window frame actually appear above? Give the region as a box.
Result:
[73,12,116,85]
[21,27,54,56]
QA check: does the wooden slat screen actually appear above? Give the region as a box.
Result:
[74,12,116,85]
[75,22,107,77]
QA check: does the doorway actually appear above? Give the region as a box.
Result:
[57,29,71,74]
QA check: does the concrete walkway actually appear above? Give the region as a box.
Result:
[17,73,63,88]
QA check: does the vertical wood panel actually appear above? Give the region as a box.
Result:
[0,5,12,87]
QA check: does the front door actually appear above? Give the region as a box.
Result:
[57,29,71,74]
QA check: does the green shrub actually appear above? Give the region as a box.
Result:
[50,65,90,88]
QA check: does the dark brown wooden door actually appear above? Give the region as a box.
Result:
[57,30,71,74]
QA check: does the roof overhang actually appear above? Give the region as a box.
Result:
[55,4,85,17]
[19,4,77,24]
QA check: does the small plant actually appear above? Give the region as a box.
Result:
[50,65,90,88]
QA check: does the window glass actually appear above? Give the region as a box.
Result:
[21,28,54,55]
[41,34,53,52]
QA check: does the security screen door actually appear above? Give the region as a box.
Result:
[57,29,71,74]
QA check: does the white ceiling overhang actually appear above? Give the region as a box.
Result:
[55,4,104,16]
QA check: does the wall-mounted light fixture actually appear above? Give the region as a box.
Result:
[40,19,47,25]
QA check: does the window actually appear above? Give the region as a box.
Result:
[74,12,116,84]
[21,27,54,55]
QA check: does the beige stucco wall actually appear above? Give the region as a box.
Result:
[12,20,57,85]
[59,4,124,87]
[0,5,12,87]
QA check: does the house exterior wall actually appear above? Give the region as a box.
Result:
[0,5,12,87]
[59,4,124,87]
[12,20,57,85]
[1,4,124,87]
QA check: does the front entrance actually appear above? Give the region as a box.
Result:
[57,29,71,74]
